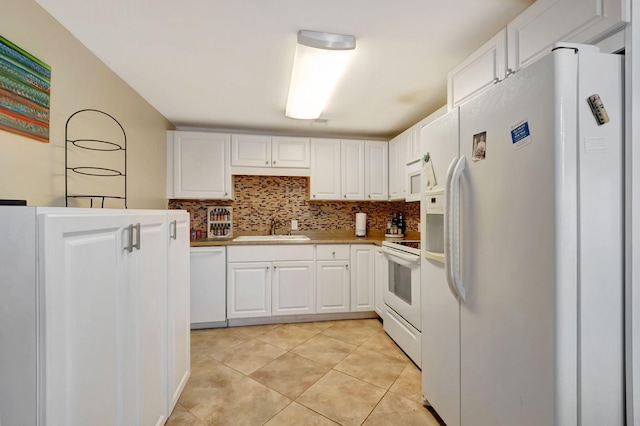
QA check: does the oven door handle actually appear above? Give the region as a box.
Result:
[382,248,420,264]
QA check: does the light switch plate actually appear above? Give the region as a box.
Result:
[291,219,298,230]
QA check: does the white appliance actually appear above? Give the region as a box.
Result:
[382,240,421,366]
[420,44,624,426]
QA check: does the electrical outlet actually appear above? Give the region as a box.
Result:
[291,219,298,230]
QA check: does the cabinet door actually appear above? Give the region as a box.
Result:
[129,211,168,426]
[227,262,272,318]
[190,247,226,324]
[167,211,191,415]
[447,29,506,110]
[407,124,423,163]
[310,138,341,200]
[272,136,310,168]
[507,0,627,71]
[341,139,365,200]
[374,247,387,320]
[350,245,375,312]
[173,131,232,199]
[389,133,408,200]
[272,261,316,315]
[231,134,271,167]
[316,261,350,313]
[365,141,389,201]
[38,212,130,426]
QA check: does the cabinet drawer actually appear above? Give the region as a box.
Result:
[316,244,350,260]
[227,244,314,262]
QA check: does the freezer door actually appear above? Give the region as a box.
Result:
[457,46,623,426]
[420,109,461,426]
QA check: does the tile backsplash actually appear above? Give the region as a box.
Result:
[168,175,419,236]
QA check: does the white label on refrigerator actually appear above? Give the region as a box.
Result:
[585,137,608,153]
[511,120,532,150]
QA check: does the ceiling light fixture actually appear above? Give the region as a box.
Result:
[285,30,356,120]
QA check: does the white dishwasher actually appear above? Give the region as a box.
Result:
[190,246,227,328]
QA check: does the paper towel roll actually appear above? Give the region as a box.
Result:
[355,213,366,237]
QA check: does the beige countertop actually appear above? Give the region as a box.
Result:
[190,231,420,247]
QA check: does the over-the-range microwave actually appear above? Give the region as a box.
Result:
[406,160,421,202]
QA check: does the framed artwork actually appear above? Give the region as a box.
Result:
[0,35,51,143]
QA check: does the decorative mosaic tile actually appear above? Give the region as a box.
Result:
[168,175,419,237]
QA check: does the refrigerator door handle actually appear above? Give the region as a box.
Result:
[451,155,467,301]
[444,157,458,300]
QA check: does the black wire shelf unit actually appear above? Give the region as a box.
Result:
[65,109,127,208]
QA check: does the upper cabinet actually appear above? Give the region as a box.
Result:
[448,0,628,110]
[310,138,388,201]
[365,141,389,201]
[341,140,365,200]
[508,0,628,71]
[448,29,507,110]
[168,131,232,200]
[310,138,342,200]
[388,133,407,201]
[231,134,310,169]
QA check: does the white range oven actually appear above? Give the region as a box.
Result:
[382,240,421,367]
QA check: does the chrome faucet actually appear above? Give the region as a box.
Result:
[270,218,286,235]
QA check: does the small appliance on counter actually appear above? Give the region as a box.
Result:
[355,212,366,237]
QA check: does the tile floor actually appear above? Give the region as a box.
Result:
[167,319,442,426]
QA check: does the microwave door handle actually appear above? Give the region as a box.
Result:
[444,157,458,299]
[451,156,467,302]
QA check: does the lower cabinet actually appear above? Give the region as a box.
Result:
[374,246,387,320]
[350,245,375,312]
[272,261,316,315]
[227,261,272,318]
[316,245,351,314]
[0,207,191,426]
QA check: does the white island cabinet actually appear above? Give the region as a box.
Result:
[0,207,190,426]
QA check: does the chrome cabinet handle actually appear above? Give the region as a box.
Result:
[133,223,141,250]
[265,161,269,164]
[345,264,349,270]
[343,194,347,199]
[170,220,177,240]
[313,194,316,198]
[332,251,336,257]
[127,224,134,253]
[273,161,276,165]
[493,77,500,84]
[506,68,515,76]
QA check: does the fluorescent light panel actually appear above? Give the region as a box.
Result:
[285,30,356,120]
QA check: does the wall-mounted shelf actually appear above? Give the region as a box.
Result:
[65,109,127,208]
[207,206,232,238]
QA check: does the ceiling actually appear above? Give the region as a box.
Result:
[36,0,534,140]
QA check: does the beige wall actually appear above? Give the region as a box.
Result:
[0,0,172,208]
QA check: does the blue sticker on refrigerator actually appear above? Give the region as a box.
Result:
[511,120,532,149]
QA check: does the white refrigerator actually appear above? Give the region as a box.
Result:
[420,44,624,426]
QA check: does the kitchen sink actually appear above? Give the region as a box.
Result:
[232,235,311,242]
